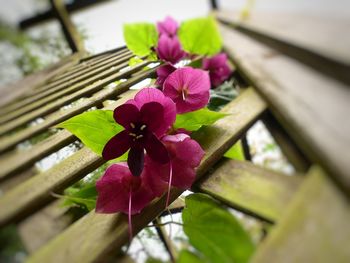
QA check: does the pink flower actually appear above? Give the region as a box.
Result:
[202,53,232,87]
[102,88,176,176]
[163,67,210,113]
[96,163,155,215]
[157,16,179,37]
[144,133,205,190]
[156,35,186,65]
[155,64,176,87]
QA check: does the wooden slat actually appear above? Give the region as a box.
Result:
[0,61,151,140]
[50,0,85,53]
[53,47,128,81]
[26,87,267,263]
[251,166,350,263]
[0,91,137,182]
[0,53,81,108]
[42,51,133,92]
[0,48,128,112]
[216,11,350,85]
[262,112,310,172]
[195,159,303,223]
[18,200,73,253]
[0,52,133,119]
[0,67,155,154]
[219,23,350,195]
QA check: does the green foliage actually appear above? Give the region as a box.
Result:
[129,56,144,66]
[177,250,205,263]
[63,184,97,211]
[208,80,239,111]
[174,108,228,131]
[124,23,158,57]
[178,17,222,56]
[57,110,123,156]
[224,141,245,160]
[182,194,255,263]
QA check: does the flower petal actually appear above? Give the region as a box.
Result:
[134,88,176,136]
[145,132,169,164]
[157,16,178,37]
[156,35,186,64]
[102,130,131,160]
[202,53,232,87]
[96,163,155,214]
[156,64,176,87]
[163,134,205,167]
[113,103,140,129]
[140,102,164,133]
[163,67,210,113]
[127,146,145,177]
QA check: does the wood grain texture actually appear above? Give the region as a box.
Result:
[0,56,139,130]
[0,53,81,108]
[26,87,266,263]
[0,67,156,153]
[216,11,350,66]
[220,23,350,195]
[251,166,350,263]
[196,159,303,223]
[0,50,133,117]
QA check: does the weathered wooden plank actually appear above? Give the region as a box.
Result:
[0,146,104,226]
[0,67,156,153]
[0,61,149,137]
[262,112,310,172]
[18,200,73,253]
[52,47,128,81]
[195,159,303,223]
[42,51,133,91]
[251,166,350,263]
[26,87,267,262]
[219,23,350,195]
[50,0,85,53]
[0,52,134,120]
[216,11,350,85]
[27,49,132,96]
[0,52,81,108]
[0,90,137,182]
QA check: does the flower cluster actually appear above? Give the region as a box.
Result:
[95,16,232,218]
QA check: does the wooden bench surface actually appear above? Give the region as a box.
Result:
[0,11,349,262]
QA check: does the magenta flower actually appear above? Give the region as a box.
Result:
[144,133,205,189]
[96,163,155,215]
[163,67,210,113]
[102,88,176,177]
[202,53,232,87]
[157,16,179,37]
[155,64,176,87]
[156,35,186,65]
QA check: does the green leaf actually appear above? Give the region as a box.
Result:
[128,56,144,66]
[62,184,97,211]
[177,250,206,263]
[182,194,255,263]
[178,17,222,56]
[224,141,245,160]
[57,110,123,156]
[174,108,228,131]
[123,23,158,56]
